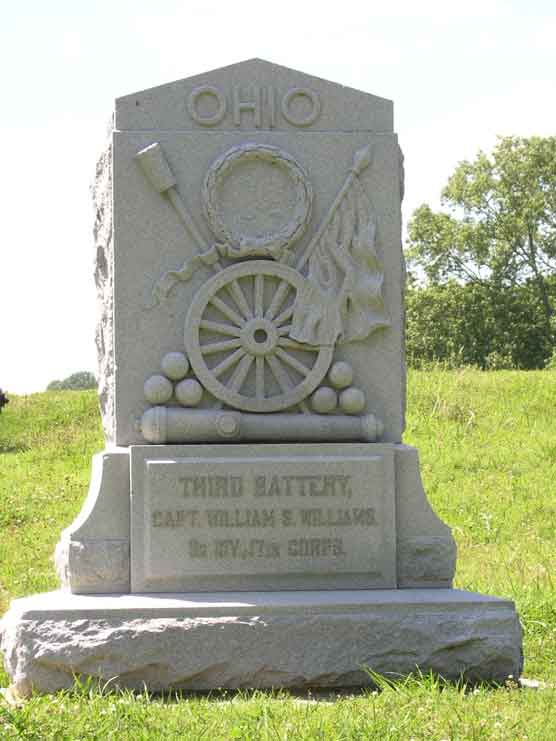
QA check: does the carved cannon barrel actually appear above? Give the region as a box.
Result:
[140,407,384,444]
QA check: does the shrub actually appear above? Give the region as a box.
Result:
[406,280,555,370]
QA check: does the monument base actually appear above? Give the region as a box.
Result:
[0,589,522,694]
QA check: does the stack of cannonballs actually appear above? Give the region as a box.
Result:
[310,361,366,415]
[144,352,203,408]
[144,355,365,415]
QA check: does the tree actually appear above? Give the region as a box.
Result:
[47,372,97,391]
[407,136,556,342]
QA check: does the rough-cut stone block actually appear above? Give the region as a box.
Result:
[0,590,523,694]
[93,129,115,443]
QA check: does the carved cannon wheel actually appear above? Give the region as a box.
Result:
[184,261,333,412]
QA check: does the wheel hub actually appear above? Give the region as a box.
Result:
[240,318,279,357]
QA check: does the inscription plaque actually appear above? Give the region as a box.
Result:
[131,444,396,591]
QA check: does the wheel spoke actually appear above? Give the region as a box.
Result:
[212,347,245,378]
[209,296,244,327]
[227,280,253,320]
[255,356,265,400]
[266,354,293,393]
[189,263,331,414]
[200,320,241,337]
[275,348,310,377]
[274,305,294,326]
[200,338,242,355]
[229,354,254,393]
[277,324,293,336]
[254,273,264,318]
[265,280,290,320]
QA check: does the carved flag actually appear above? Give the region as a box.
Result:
[290,146,390,347]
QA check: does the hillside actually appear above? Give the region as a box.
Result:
[1,371,556,737]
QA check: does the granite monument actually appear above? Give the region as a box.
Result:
[0,60,522,694]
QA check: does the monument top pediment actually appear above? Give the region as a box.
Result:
[115,58,393,132]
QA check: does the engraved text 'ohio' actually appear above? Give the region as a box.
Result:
[187,85,322,128]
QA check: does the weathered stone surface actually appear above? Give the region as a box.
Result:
[55,538,129,594]
[92,128,115,444]
[398,536,457,587]
[0,590,523,694]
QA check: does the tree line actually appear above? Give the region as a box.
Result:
[47,371,97,391]
[405,135,556,369]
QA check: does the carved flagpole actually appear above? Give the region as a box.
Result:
[295,144,372,273]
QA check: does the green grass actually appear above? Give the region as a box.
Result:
[1,371,556,739]
[0,391,103,612]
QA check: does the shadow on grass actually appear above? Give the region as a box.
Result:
[0,443,30,454]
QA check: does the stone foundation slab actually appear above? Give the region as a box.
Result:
[0,589,522,694]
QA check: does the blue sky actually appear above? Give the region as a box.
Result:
[2,1,555,393]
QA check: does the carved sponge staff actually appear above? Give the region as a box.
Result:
[135,142,210,253]
[135,143,223,307]
[141,407,383,444]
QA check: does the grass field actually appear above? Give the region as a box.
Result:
[1,369,556,739]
